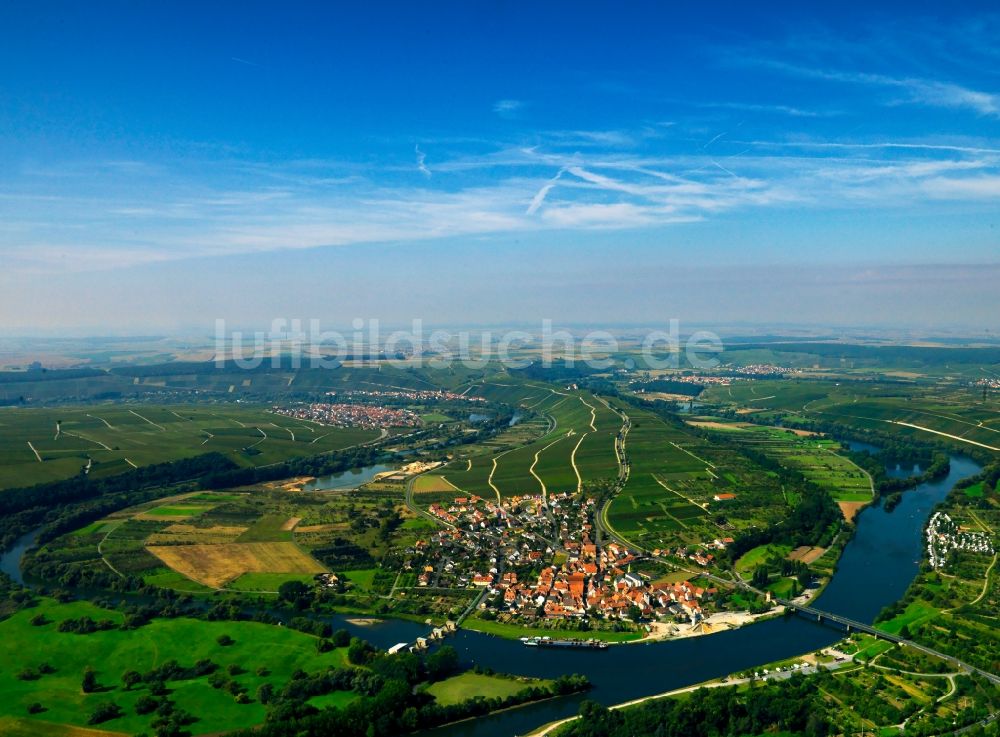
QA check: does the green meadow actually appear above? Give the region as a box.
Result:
[422,671,552,706]
[0,599,347,735]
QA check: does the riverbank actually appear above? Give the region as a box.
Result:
[637,608,782,643]
[462,616,643,643]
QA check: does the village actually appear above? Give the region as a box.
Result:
[272,401,421,429]
[925,511,995,569]
[324,388,487,404]
[409,492,723,630]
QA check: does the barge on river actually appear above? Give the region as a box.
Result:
[520,636,609,650]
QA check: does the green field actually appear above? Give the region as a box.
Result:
[227,572,317,592]
[462,615,642,642]
[0,599,347,735]
[875,601,941,636]
[714,425,873,503]
[704,379,1000,454]
[735,544,793,576]
[423,671,552,706]
[0,404,380,490]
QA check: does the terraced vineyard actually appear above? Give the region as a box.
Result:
[433,382,621,498]
[703,424,873,504]
[0,405,380,489]
[706,379,1000,452]
[606,405,791,551]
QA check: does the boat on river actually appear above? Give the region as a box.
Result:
[520,636,608,650]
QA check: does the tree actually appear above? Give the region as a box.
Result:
[87,701,123,724]
[122,670,142,690]
[425,645,459,681]
[752,565,770,588]
[278,579,311,606]
[256,683,274,705]
[216,634,234,646]
[347,637,375,665]
[81,667,98,693]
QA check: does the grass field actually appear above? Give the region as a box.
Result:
[227,572,317,592]
[462,615,642,642]
[735,544,793,576]
[0,404,381,490]
[423,672,551,706]
[147,541,325,588]
[412,474,459,493]
[875,601,941,636]
[0,599,347,735]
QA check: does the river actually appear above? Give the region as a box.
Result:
[0,453,980,737]
[842,438,927,479]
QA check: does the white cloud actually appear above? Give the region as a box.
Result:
[753,60,1000,118]
[526,168,565,215]
[415,145,431,177]
[3,120,1000,275]
[493,99,523,118]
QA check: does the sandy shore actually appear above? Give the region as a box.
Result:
[634,608,781,643]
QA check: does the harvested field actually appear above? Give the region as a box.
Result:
[412,474,460,493]
[787,545,828,564]
[147,524,247,545]
[838,500,868,523]
[280,516,301,531]
[782,428,822,437]
[135,504,212,520]
[295,523,343,533]
[0,716,127,737]
[685,421,746,430]
[147,541,325,588]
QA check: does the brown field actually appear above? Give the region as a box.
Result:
[782,428,822,437]
[0,717,127,737]
[412,474,460,493]
[295,523,343,533]
[147,541,325,588]
[837,501,867,523]
[147,524,247,545]
[685,421,746,430]
[133,504,213,521]
[280,516,301,531]
[787,545,828,564]
[645,392,699,402]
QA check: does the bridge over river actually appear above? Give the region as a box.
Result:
[775,596,1000,686]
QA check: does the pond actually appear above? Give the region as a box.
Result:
[300,464,395,491]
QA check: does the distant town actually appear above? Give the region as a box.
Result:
[273,402,421,428]
[325,389,487,403]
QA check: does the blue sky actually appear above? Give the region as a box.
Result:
[1,1,998,332]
